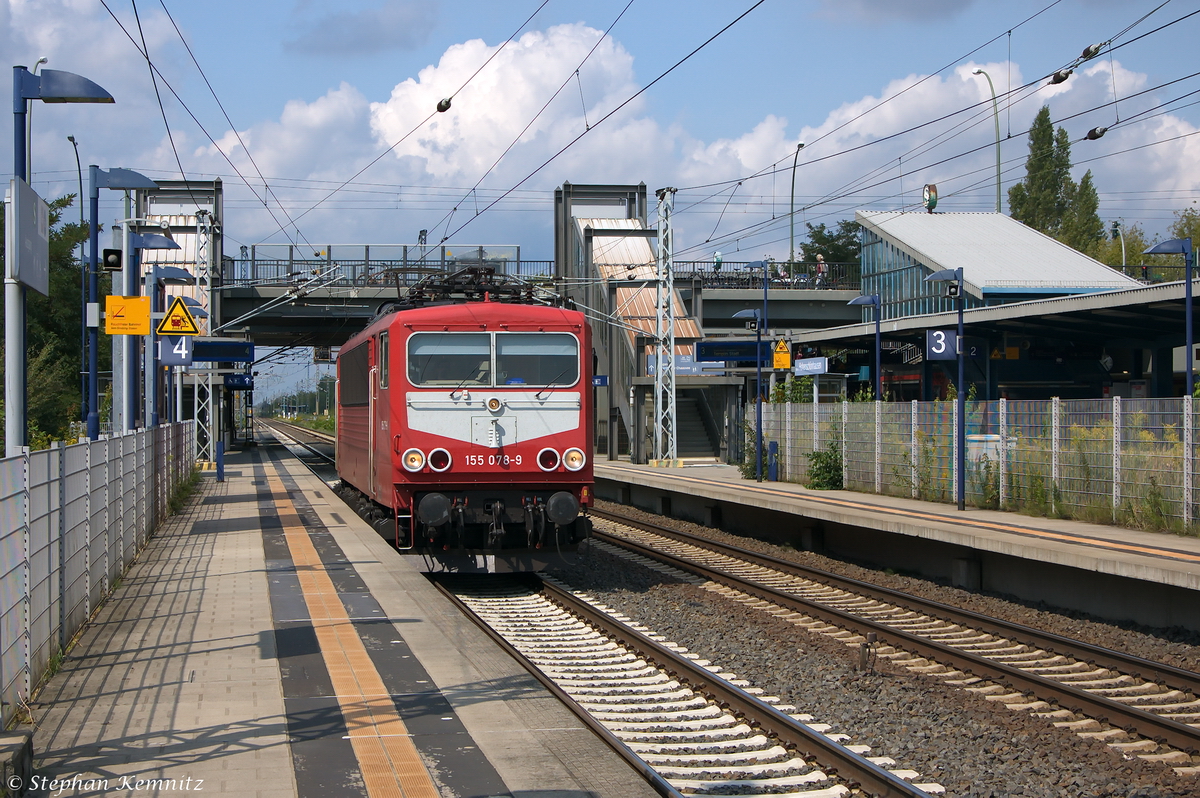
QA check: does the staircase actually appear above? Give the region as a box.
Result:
[675,396,719,459]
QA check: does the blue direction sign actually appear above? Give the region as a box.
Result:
[694,340,772,364]
[224,374,253,390]
[926,329,959,361]
[592,375,608,387]
[193,340,254,362]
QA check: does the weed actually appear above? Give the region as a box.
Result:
[806,436,844,490]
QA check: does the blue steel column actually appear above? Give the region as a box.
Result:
[7,67,29,453]
[956,268,965,511]
[1186,242,1194,398]
[87,166,101,439]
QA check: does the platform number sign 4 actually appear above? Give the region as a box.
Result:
[926,329,959,361]
[159,335,194,366]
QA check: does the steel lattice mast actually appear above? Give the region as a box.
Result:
[653,187,677,462]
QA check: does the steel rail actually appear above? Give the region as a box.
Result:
[430,576,687,798]
[265,418,335,446]
[590,515,1200,755]
[591,508,1200,696]
[536,578,934,798]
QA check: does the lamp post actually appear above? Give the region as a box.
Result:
[733,304,764,482]
[1144,238,1194,396]
[848,294,882,400]
[788,141,806,271]
[68,135,86,424]
[925,267,966,510]
[87,168,159,440]
[9,65,113,456]
[972,68,1001,213]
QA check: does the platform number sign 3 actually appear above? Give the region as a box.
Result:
[926,329,959,361]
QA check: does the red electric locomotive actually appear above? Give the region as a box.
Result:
[335,267,594,572]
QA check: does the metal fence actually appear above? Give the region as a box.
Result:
[758,397,1198,532]
[0,423,194,726]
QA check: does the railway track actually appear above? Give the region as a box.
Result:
[590,507,1200,774]
[438,575,945,798]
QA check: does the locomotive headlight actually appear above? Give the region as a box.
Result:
[402,448,426,472]
[428,448,452,472]
[537,447,560,472]
[486,397,502,412]
[563,448,586,471]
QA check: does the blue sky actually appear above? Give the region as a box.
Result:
[5,0,1199,393]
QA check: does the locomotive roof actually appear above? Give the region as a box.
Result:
[342,285,586,353]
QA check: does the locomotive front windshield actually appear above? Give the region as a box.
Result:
[408,332,579,387]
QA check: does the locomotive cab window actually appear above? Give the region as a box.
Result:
[408,333,491,386]
[496,333,578,386]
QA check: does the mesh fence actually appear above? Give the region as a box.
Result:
[0,423,195,726]
[748,397,1197,532]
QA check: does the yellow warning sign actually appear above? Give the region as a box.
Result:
[157,296,201,335]
[772,339,792,370]
[105,296,151,335]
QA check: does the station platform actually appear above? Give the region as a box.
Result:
[595,461,1200,631]
[24,441,661,798]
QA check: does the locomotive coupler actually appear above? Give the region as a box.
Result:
[487,500,506,547]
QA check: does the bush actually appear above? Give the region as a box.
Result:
[806,438,844,490]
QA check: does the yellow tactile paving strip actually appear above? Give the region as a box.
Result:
[265,466,440,798]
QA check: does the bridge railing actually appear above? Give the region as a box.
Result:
[0,423,195,725]
[222,244,557,288]
[221,252,862,292]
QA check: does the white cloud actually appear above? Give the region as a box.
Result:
[368,24,650,182]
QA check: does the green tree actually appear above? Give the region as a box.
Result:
[0,194,91,451]
[1008,105,1103,255]
[1169,207,1200,245]
[1059,171,1104,254]
[1091,221,1150,275]
[801,219,861,265]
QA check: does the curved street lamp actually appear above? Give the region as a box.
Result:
[8,65,114,456]
[788,142,806,269]
[972,68,1001,213]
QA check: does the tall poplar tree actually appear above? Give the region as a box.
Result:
[1007,105,1104,255]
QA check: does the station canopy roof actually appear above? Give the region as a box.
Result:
[856,211,1142,297]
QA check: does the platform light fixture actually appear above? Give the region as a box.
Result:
[1143,238,1194,396]
[848,294,882,400]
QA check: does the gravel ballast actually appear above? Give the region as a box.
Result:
[543,500,1200,797]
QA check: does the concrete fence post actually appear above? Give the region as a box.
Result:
[874,400,882,494]
[910,400,919,499]
[1051,397,1061,509]
[1113,396,1122,521]
[20,447,31,702]
[999,398,1008,508]
[1185,395,1193,527]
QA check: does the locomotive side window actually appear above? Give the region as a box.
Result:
[378,332,389,388]
[409,333,491,386]
[496,333,578,386]
[340,343,371,406]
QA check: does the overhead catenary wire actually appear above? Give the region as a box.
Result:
[436,0,769,245]
[288,0,554,236]
[99,0,312,251]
